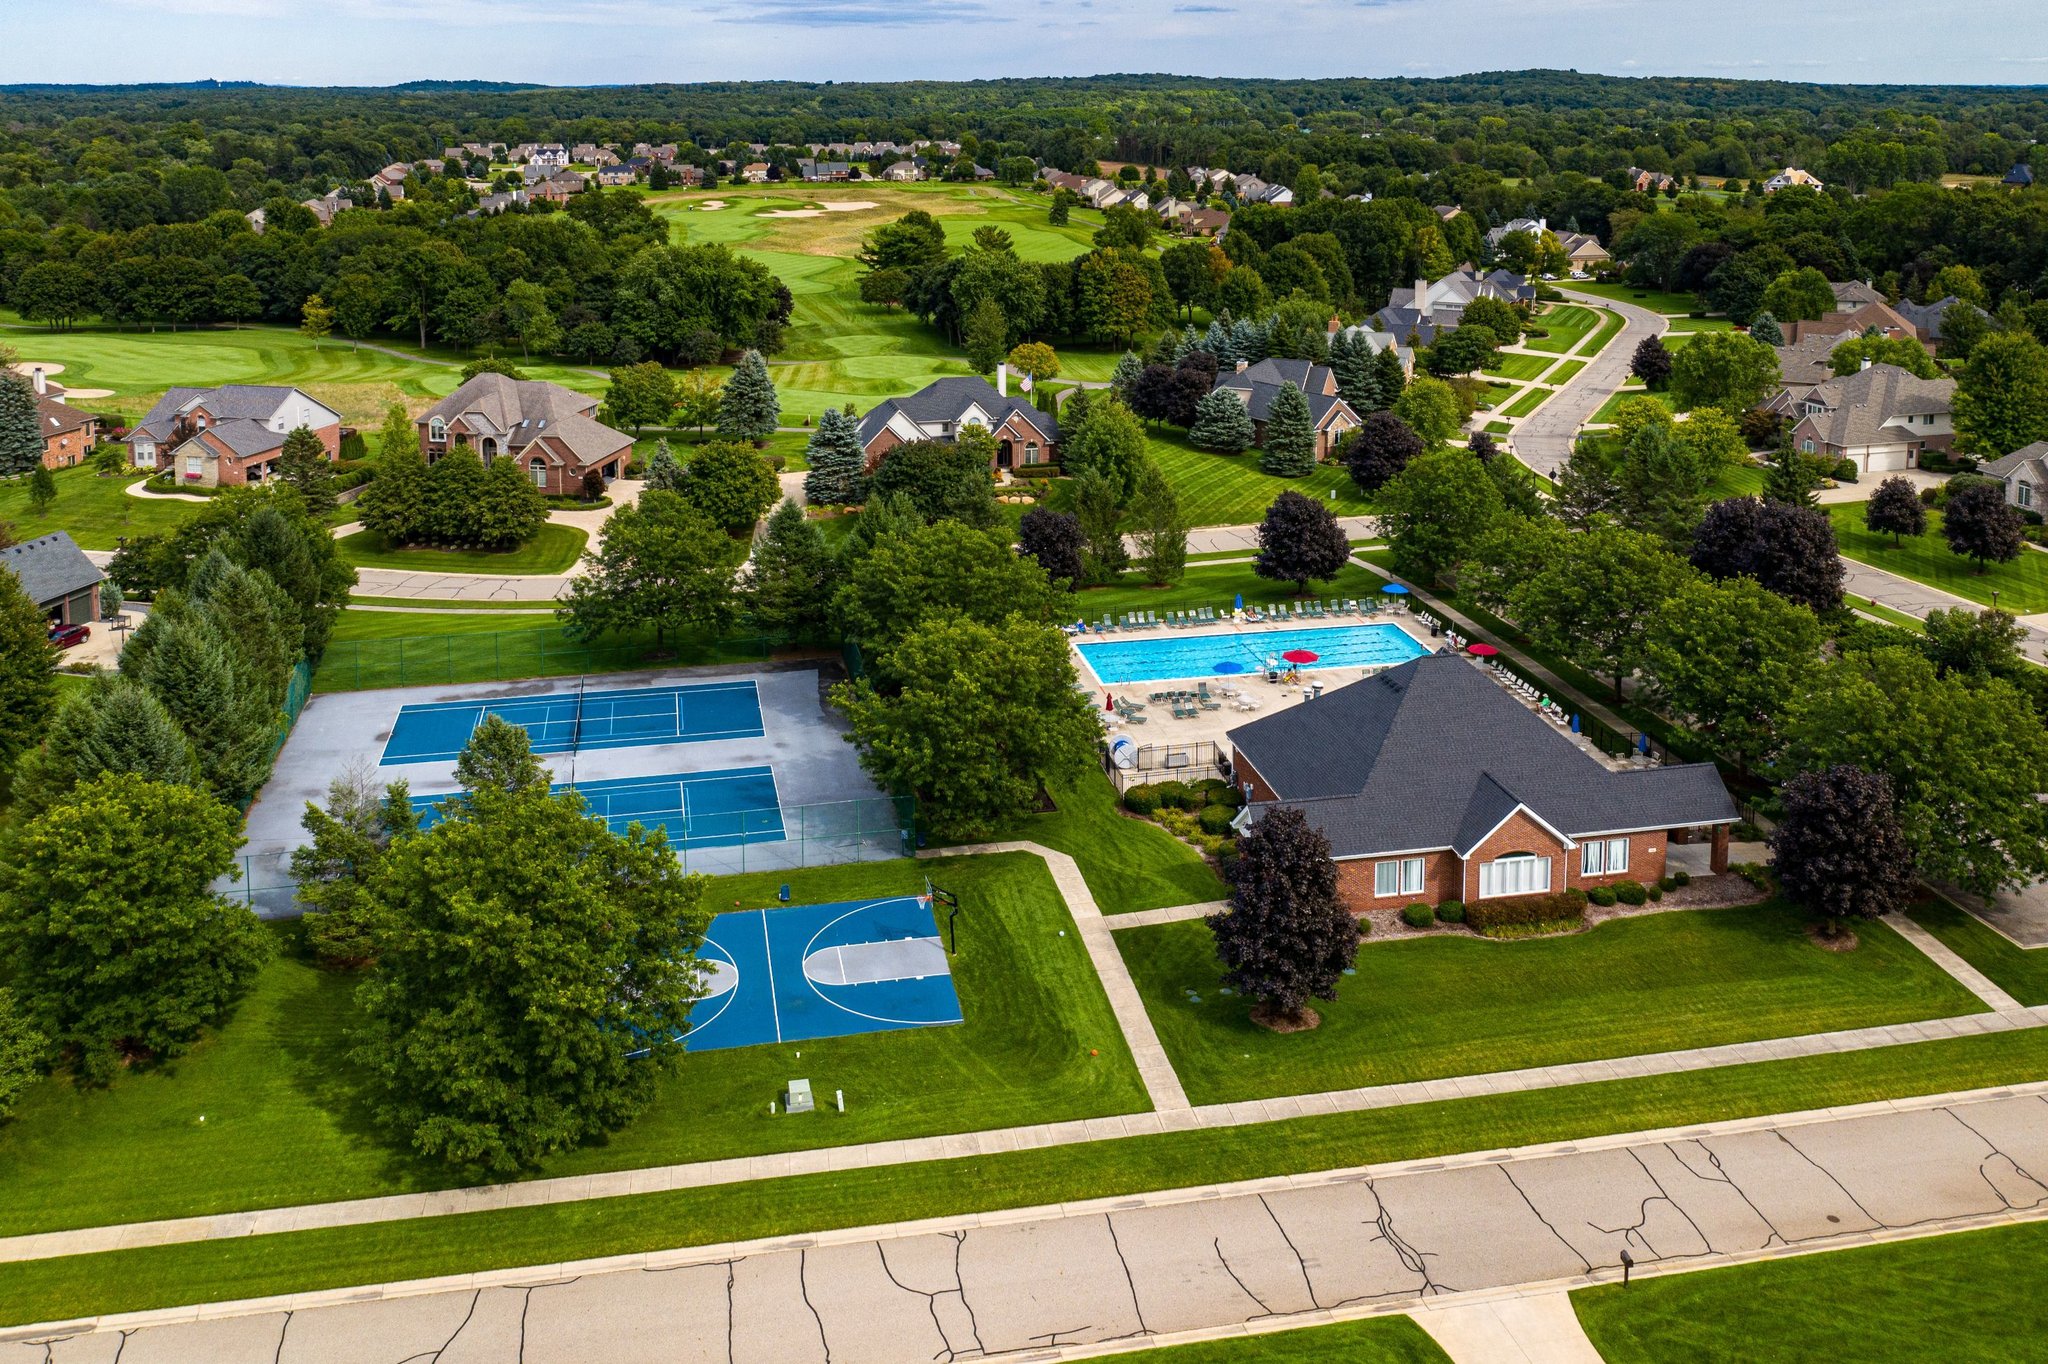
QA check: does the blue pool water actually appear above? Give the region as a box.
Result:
[1076,624,1427,685]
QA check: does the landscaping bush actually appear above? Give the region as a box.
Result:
[1197,804,1236,836]
[1153,780,1197,810]
[1587,885,1618,907]
[1732,819,1763,842]
[1465,888,1588,934]
[1833,458,1859,482]
[331,459,375,492]
[623,458,646,478]
[1612,879,1649,906]
[1194,777,1241,808]
[1122,785,1163,815]
[1658,874,1678,892]
[1672,869,1691,887]
[1401,902,1434,928]
[1012,463,1064,480]
[1733,861,1776,892]
[1435,900,1465,924]
[1647,884,1664,901]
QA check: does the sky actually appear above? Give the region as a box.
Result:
[5,0,2045,89]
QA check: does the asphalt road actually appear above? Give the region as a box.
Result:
[12,1087,2045,1362]
[1510,289,1667,479]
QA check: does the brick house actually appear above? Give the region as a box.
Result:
[856,373,1060,473]
[0,531,104,628]
[1227,656,1737,912]
[21,368,102,469]
[414,372,634,496]
[1788,362,1955,475]
[123,385,342,487]
[1208,358,1360,460]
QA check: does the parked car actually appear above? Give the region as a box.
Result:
[48,623,90,649]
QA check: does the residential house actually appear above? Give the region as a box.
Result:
[798,159,854,181]
[1764,167,1824,193]
[527,144,570,170]
[0,532,104,630]
[880,160,923,182]
[1373,268,1535,347]
[1329,321,1415,379]
[415,373,634,497]
[573,144,619,166]
[34,380,100,470]
[1762,334,1847,417]
[1228,655,1737,912]
[741,163,771,183]
[1209,358,1360,461]
[521,163,555,186]
[1789,363,1956,474]
[124,385,342,487]
[2004,163,2034,188]
[595,166,637,188]
[1981,441,2048,512]
[1829,281,1888,310]
[1556,231,1610,275]
[300,189,354,226]
[1780,299,1928,351]
[1487,216,1546,248]
[1432,205,1463,222]
[1623,167,1677,194]
[245,207,267,234]
[1895,295,1984,346]
[530,170,587,204]
[855,373,1060,473]
[473,190,528,216]
[633,142,680,164]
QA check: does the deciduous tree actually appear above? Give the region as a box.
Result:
[1255,490,1349,595]
[836,520,1066,652]
[676,442,779,536]
[1942,476,2025,572]
[1392,375,1462,446]
[1669,331,1781,414]
[1016,507,1087,587]
[1130,461,1190,587]
[1630,335,1674,390]
[1771,765,1917,936]
[0,569,57,776]
[293,765,417,968]
[603,361,678,433]
[1378,446,1505,586]
[1689,496,1845,612]
[558,490,742,651]
[1953,332,2048,458]
[1865,475,1928,546]
[1207,807,1360,1031]
[1645,576,1823,771]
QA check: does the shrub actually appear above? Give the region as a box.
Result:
[1658,875,1678,892]
[1732,820,1763,842]
[1587,885,1618,907]
[1154,780,1197,810]
[1012,463,1064,480]
[1673,870,1691,887]
[1647,884,1664,901]
[1435,900,1465,924]
[1734,861,1777,892]
[1465,888,1588,933]
[1197,804,1236,835]
[1833,458,1859,482]
[1613,879,1649,906]
[1194,778,1241,809]
[1401,902,1434,928]
[624,458,647,478]
[1123,785,1163,815]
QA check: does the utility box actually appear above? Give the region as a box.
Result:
[784,1078,815,1115]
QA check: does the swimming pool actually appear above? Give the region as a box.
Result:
[1076,624,1427,685]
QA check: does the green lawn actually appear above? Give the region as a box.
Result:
[1575,1220,2048,1364]
[1483,352,1555,382]
[1563,282,1705,316]
[0,466,203,550]
[1907,900,2048,1006]
[635,428,813,471]
[1502,386,1552,418]
[1526,305,1600,354]
[1707,460,1767,499]
[1118,904,1984,1105]
[0,854,1145,1242]
[1847,593,1928,632]
[1110,1318,1449,1363]
[1591,387,1681,424]
[1140,432,1375,527]
[1484,420,1513,435]
[336,524,588,575]
[1829,503,2048,613]
[1547,359,1586,385]
[346,595,556,611]
[1073,560,1400,625]
[1663,316,1739,334]
[997,772,1227,914]
[1581,307,1628,357]
[7,1024,2048,1327]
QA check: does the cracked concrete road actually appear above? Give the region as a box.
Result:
[11,1091,2048,1361]
[1509,289,1667,479]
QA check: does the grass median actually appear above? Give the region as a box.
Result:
[3,1025,2045,1327]
[337,523,588,575]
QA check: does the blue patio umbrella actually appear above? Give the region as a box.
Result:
[1234,592,1244,611]
[1570,714,1581,734]
[1213,660,1245,674]
[1639,733,1652,756]
[1380,583,1410,596]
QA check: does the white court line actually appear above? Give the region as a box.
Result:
[760,909,783,1044]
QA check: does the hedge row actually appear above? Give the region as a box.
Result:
[1464,887,1588,932]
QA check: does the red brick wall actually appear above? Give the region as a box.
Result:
[1333,850,1462,914]
[1564,830,1669,893]
[863,427,904,473]
[1233,753,1278,803]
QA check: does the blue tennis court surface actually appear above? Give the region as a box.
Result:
[684,895,963,1052]
[412,766,786,850]
[380,680,764,765]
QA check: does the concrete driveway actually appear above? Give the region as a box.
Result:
[1509,290,1667,479]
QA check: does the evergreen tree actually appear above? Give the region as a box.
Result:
[9,674,200,822]
[0,570,57,776]
[1188,387,1255,453]
[1131,461,1190,586]
[293,766,417,969]
[802,407,868,505]
[0,368,39,476]
[1109,350,1144,400]
[1208,807,1360,1030]
[1258,383,1318,477]
[1762,434,1822,508]
[27,465,56,515]
[746,500,837,644]
[140,617,272,804]
[358,406,429,544]
[642,438,683,493]
[1328,331,1377,412]
[1202,319,1234,364]
[474,450,548,550]
[189,551,299,708]
[1748,311,1785,347]
[964,296,1008,375]
[424,443,486,543]
[1372,347,1407,408]
[1229,318,1264,365]
[1172,324,1203,363]
[274,425,334,509]
[716,349,781,446]
[1069,467,1129,584]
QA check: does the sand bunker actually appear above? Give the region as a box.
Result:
[61,388,114,400]
[761,201,879,218]
[698,200,728,210]
[6,361,66,377]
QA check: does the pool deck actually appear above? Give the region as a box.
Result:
[1081,611,1642,772]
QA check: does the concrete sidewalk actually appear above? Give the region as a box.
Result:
[1508,290,1666,478]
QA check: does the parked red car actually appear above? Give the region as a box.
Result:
[48,623,90,650]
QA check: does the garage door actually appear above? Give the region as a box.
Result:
[1864,447,1911,474]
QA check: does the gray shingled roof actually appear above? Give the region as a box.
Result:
[0,531,103,609]
[856,376,1060,447]
[1894,296,1982,343]
[1796,364,1954,448]
[1230,655,1736,858]
[199,418,291,459]
[36,396,94,439]
[125,385,303,444]
[418,373,632,468]
[1212,360,1352,425]
[1980,440,2048,484]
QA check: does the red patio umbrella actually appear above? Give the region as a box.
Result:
[1467,642,1500,657]
[1280,648,1319,664]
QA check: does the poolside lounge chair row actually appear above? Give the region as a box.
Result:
[1484,660,1572,724]
[1238,598,1383,624]
[1065,598,1405,635]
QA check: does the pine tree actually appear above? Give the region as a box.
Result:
[474,449,548,551]
[141,618,272,805]
[746,500,837,644]
[802,407,868,505]
[189,551,300,709]
[1259,383,1318,477]
[1109,350,1145,400]
[274,426,333,509]
[1762,435,1821,508]
[0,570,57,776]
[717,349,781,446]
[642,438,683,493]
[1372,347,1407,408]
[0,369,42,477]
[1188,387,1255,453]
[1172,323,1203,362]
[1748,311,1785,347]
[1202,319,1233,364]
[964,297,1008,375]
[358,406,429,545]
[1328,332,1380,413]
[9,674,200,821]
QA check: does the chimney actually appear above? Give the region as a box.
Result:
[1861,357,1872,371]
[1327,315,1341,335]
[1235,358,1249,373]
[32,367,46,396]
[996,363,1008,398]
[1415,279,1430,324]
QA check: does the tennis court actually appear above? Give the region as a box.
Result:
[379,680,765,766]
[683,894,964,1052]
[412,766,788,850]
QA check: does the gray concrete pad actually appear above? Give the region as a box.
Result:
[30,1334,123,1364]
[423,1287,534,1364]
[271,1286,486,1363]
[522,1268,733,1364]
[1366,1165,1595,1294]
[118,1313,288,1363]
[1686,1130,1880,1242]
[1259,1181,1433,1307]
[1779,1108,2010,1229]
[956,1215,1145,1352]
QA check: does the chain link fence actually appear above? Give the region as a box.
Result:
[312,628,786,693]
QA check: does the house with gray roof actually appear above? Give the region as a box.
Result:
[415,373,634,497]
[1895,295,1984,345]
[1979,441,2048,514]
[1229,655,1737,911]
[856,373,1060,473]
[1,531,104,628]
[1789,362,1955,475]
[124,385,342,487]
[1210,357,1361,460]
[1373,268,1534,347]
